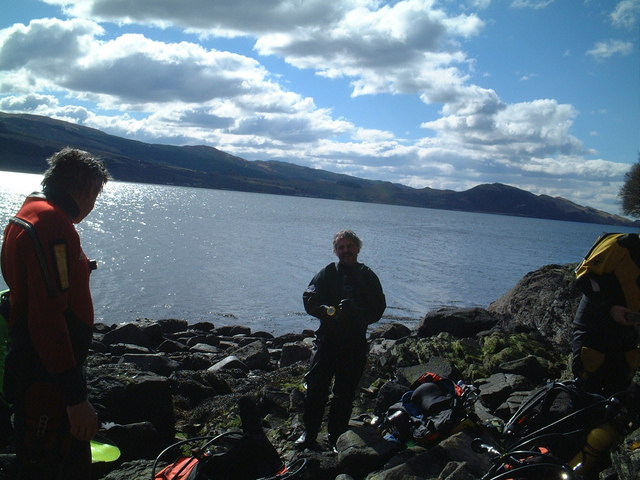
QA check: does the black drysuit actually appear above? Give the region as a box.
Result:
[302,261,386,441]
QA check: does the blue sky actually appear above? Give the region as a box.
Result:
[1,0,638,215]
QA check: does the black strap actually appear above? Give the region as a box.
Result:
[4,217,57,297]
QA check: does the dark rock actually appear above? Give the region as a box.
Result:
[418,307,498,338]
[110,343,151,355]
[94,322,114,334]
[191,321,215,332]
[488,263,580,351]
[368,338,398,360]
[156,318,189,334]
[499,390,533,419]
[369,431,493,480]
[170,371,222,409]
[477,373,531,413]
[370,323,412,341]
[336,425,400,478]
[202,370,233,394]
[87,367,175,442]
[175,352,216,371]
[189,343,222,354]
[396,357,462,386]
[185,334,220,347]
[119,353,180,376]
[91,339,110,354]
[396,364,429,387]
[232,340,271,370]
[216,325,251,336]
[157,338,187,354]
[498,355,549,383]
[609,425,640,479]
[373,381,409,417]
[102,422,165,461]
[208,355,248,374]
[252,331,275,339]
[270,332,311,348]
[279,342,312,368]
[97,460,155,480]
[102,323,151,349]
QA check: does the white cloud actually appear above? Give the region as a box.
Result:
[0,18,103,77]
[0,93,59,111]
[43,0,353,36]
[586,39,634,59]
[510,0,555,9]
[255,0,483,100]
[611,0,640,29]
[0,0,634,215]
[0,17,357,149]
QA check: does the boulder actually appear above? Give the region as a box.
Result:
[418,307,498,339]
[102,323,152,349]
[189,343,222,354]
[498,354,550,383]
[370,323,412,341]
[156,318,189,334]
[396,357,462,386]
[87,367,175,442]
[98,460,155,480]
[232,340,271,370]
[335,425,400,478]
[102,422,165,461]
[609,425,640,479]
[119,353,180,377]
[488,263,580,351]
[208,355,248,374]
[476,372,531,414]
[216,325,251,336]
[373,381,409,417]
[279,342,312,368]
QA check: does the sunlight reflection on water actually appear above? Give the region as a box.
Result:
[1,171,636,335]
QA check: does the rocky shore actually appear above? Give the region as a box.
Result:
[2,262,640,480]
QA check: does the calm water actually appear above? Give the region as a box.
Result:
[0,171,637,335]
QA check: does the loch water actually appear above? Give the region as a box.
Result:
[0,171,636,335]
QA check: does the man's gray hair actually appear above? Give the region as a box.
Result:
[333,230,362,250]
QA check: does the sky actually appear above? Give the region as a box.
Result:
[0,0,638,216]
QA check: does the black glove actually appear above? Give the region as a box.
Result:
[338,298,355,317]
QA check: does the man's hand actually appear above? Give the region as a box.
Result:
[610,305,638,326]
[66,399,99,441]
[338,298,355,316]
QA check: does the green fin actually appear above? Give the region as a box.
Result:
[91,439,121,463]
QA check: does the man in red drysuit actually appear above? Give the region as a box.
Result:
[1,147,110,479]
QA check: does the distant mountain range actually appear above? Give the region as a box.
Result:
[0,111,635,227]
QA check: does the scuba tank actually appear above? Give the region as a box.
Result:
[569,394,634,477]
[569,421,621,476]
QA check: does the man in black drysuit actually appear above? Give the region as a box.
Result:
[296,230,386,450]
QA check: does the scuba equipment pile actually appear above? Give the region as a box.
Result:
[475,381,640,480]
[152,395,306,480]
[380,371,480,448]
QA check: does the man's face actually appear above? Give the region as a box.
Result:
[73,185,101,224]
[334,237,360,265]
